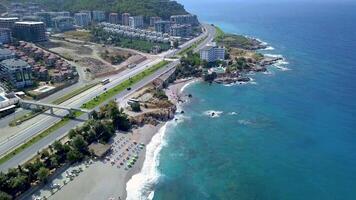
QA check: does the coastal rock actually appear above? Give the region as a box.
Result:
[260,57,282,66]
[131,105,177,127]
[237,77,251,82]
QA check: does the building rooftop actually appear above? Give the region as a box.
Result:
[0,17,19,21]
[201,45,214,51]
[0,58,30,69]
[15,21,44,25]
[0,48,14,56]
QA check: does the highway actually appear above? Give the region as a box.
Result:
[0,24,216,171]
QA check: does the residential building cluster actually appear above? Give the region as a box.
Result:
[99,22,170,43]
[200,43,226,63]
[170,14,199,26]
[0,41,78,90]
[153,14,197,38]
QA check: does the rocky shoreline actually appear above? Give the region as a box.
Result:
[213,55,282,85]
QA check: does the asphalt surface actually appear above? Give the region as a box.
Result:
[0,24,216,171]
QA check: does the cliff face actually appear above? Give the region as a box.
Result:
[8,0,187,18]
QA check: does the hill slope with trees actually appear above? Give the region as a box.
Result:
[4,0,188,19]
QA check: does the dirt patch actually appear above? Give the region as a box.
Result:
[78,57,115,76]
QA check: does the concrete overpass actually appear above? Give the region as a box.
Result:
[19,100,93,119]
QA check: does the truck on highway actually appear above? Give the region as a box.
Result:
[100,78,110,85]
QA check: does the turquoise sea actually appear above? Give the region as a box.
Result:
[127,1,356,199]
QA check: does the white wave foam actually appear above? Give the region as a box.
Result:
[274,59,291,71]
[247,36,268,46]
[238,119,252,125]
[263,53,291,71]
[223,78,257,87]
[203,110,223,118]
[263,71,274,75]
[180,79,198,93]
[264,53,284,58]
[228,112,238,115]
[126,124,168,200]
[263,46,275,50]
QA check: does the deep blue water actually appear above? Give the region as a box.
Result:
[153,1,356,199]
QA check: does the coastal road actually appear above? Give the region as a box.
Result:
[0,60,179,172]
[0,57,164,159]
[0,24,216,171]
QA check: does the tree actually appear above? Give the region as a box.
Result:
[130,102,141,112]
[104,101,131,131]
[68,129,77,139]
[203,72,217,83]
[67,149,84,163]
[37,167,50,183]
[8,174,29,195]
[0,172,10,194]
[40,150,50,160]
[71,135,88,153]
[91,110,98,120]
[0,191,12,200]
[49,154,59,169]
[53,141,64,153]
[173,40,179,49]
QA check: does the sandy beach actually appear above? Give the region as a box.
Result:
[27,78,197,200]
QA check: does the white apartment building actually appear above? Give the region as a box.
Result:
[74,12,91,27]
[200,43,225,62]
[128,16,144,29]
[92,10,105,22]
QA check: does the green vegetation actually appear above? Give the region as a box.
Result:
[81,60,169,109]
[0,101,130,199]
[229,57,251,71]
[130,102,141,112]
[100,50,127,65]
[178,35,207,56]
[153,89,169,100]
[63,30,92,41]
[213,25,264,50]
[168,51,203,84]
[214,26,225,42]
[7,0,187,19]
[91,27,170,53]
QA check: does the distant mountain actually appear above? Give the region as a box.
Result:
[5,0,188,19]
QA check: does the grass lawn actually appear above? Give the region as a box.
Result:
[63,30,92,41]
[115,38,171,53]
[214,26,225,42]
[178,36,207,56]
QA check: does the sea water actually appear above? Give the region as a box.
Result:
[127,1,356,199]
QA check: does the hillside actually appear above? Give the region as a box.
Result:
[4,0,188,19]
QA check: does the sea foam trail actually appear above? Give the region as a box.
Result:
[126,124,168,200]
